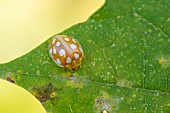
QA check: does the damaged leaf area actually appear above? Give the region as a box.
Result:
[0,0,170,112]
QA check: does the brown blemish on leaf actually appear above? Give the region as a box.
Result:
[31,83,57,103]
[4,72,17,84]
[6,77,15,83]
[158,57,170,67]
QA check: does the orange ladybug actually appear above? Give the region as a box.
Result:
[49,35,84,70]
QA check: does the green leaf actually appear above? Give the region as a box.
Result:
[1,0,170,112]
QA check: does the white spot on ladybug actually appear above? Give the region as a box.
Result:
[66,57,71,63]
[56,58,61,64]
[70,44,77,49]
[74,53,79,59]
[49,48,52,54]
[64,38,69,41]
[56,42,60,46]
[80,47,84,54]
[53,48,57,54]
[56,58,64,67]
[59,49,65,56]
[72,38,77,43]
[52,38,56,44]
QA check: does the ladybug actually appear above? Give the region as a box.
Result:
[49,35,84,70]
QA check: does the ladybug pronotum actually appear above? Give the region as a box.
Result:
[49,35,84,70]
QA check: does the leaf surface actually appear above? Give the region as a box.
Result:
[0,0,170,112]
